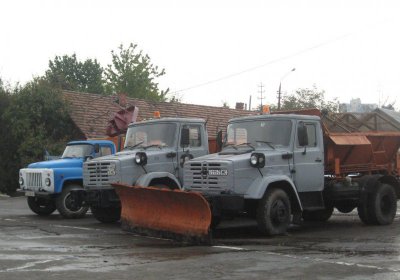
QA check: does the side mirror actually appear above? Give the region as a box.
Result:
[84,155,93,162]
[181,128,190,146]
[94,144,100,153]
[216,130,223,151]
[297,122,309,147]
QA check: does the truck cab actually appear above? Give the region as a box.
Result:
[81,117,210,223]
[18,140,116,218]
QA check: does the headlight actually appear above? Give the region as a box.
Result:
[45,178,51,186]
[107,163,116,176]
[19,177,24,186]
[250,153,265,168]
[135,152,147,166]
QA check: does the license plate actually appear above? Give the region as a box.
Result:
[25,191,35,197]
[208,169,228,176]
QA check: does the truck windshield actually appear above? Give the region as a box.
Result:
[124,123,177,149]
[224,120,292,149]
[62,144,94,158]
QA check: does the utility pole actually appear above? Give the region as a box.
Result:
[277,68,296,110]
[258,82,265,111]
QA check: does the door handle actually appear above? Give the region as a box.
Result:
[315,158,322,162]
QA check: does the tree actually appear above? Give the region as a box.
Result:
[279,85,339,112]
[0,78,80,194]
[45,54,105,94]
[104,43,169,102]
[0,78,20,194]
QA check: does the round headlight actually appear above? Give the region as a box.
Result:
[250,153,266,168]
[45,178,51,186]
[250,155,258,166]
[19,177,24,186]
[135,152,147,166]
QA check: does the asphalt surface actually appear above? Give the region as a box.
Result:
[1,196,400,279]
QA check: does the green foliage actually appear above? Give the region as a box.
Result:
[104,43,168,101]
[0,79,18,194]
[45,54,104,94]
[280,85,339,112]
[0,78,79,194]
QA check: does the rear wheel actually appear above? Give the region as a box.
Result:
[257,188,291,235]
[56,184,89,219]
[369,183,396,225]
[91,206,121,223]
[27,197,56,216]
[302,207,333,222]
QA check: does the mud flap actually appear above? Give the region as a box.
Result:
[112,183,212,244]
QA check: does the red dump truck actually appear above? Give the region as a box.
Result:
[113,109,400,243]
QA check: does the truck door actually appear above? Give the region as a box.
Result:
[293,120,324,192]
[177,124,208,182]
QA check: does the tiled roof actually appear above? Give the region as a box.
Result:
[63,91,256,138]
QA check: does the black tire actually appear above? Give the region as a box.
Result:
[368,183,397,225]
[357,200,373,225]
[302,207,333,222]
[56,184,89,219]
[257,188,291,235]
[27,196,56,216]
[210,216,221,230]
[91,206,121,223]
[336,204,355,214]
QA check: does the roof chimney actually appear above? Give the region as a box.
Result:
[118,93,127,107]
[235,102,244,110]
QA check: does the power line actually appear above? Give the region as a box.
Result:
[169,20,386,96]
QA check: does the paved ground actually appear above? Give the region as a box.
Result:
[1,196,400,279]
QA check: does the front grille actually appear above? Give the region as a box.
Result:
[184,162,231,192]
[84,161,117,188]
[26,172,42,187]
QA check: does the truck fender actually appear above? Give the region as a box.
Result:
[244,175,303,212]
[135,172,182,190]
[57,177,82,194]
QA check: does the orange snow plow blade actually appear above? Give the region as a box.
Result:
[112,183,212,244]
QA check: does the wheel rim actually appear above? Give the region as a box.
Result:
[64,193,82,212]
[271,199,287,225]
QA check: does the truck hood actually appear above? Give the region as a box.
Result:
[190,149,287,164]
[28,158,83,169]
[87,148,174,162]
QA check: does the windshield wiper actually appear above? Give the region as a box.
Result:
[236,142,255,150]
[256,140,276,150]
[143,144,164,150]
[124,141,144,150]
[223,143,238,150]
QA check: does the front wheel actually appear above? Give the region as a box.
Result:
[56,184,89,219]
[27,196,56,216]
[257,188,291,235]
[91,206,121,223]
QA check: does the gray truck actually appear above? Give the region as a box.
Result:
[179,112,400,236]
[78,117,215,223]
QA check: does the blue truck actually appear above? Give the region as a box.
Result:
[18,140,116,218]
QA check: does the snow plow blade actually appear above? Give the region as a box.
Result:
[112,183,212,244]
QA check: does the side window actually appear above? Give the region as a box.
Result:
[297,123,317,147]
[100,146,112,156]
[181,125,202,147]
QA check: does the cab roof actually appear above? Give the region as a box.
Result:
[128,117,206,127]
[229,113,320,123]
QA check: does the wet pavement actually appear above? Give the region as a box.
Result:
[1,196,400,279]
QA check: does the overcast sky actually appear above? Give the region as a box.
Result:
[1,0,399,109]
